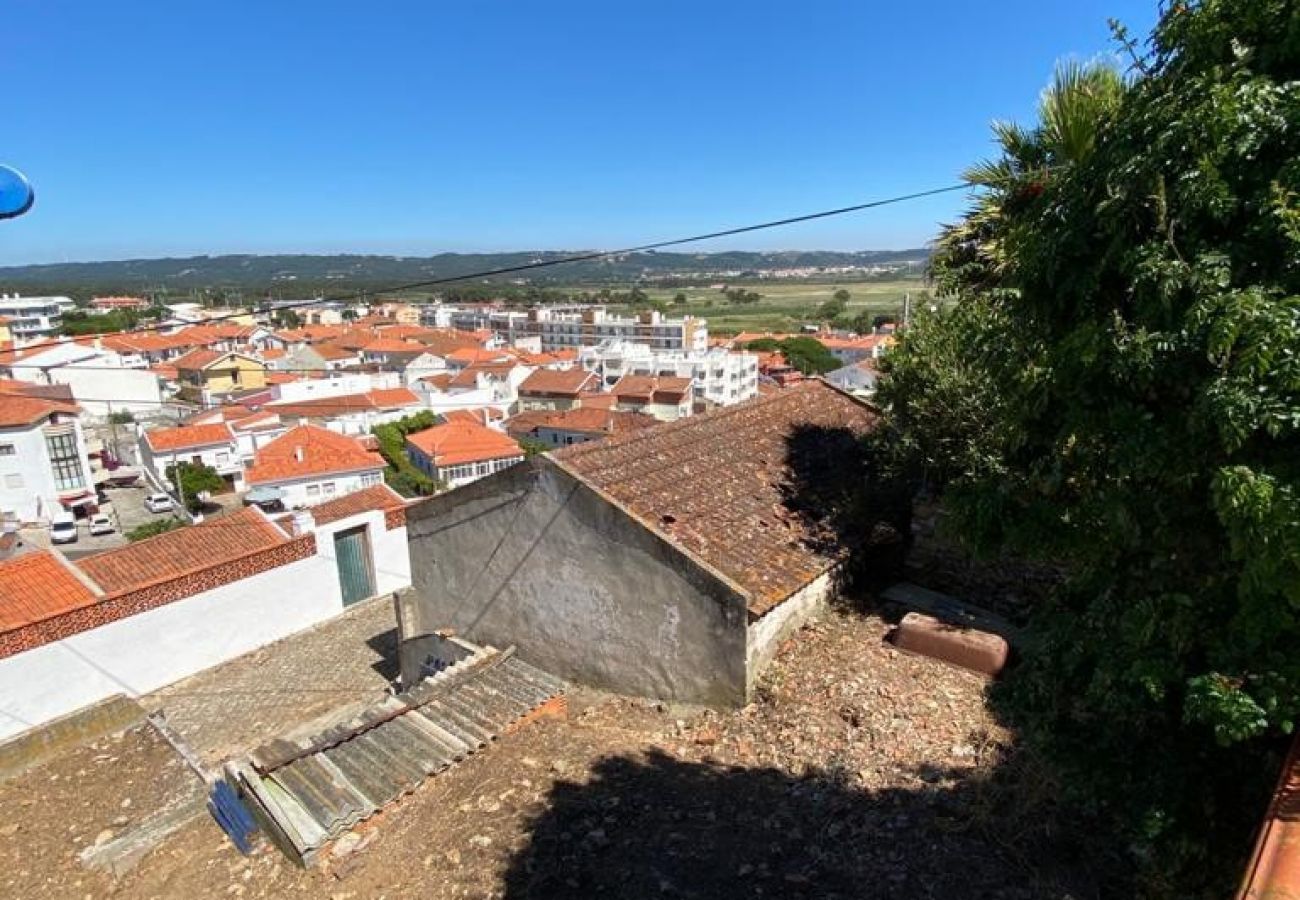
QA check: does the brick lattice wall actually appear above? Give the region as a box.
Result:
[0,534,318,660]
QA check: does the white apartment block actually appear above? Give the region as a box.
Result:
[0,295,76,338]
[578,340,759,406]
[424,304,709,353]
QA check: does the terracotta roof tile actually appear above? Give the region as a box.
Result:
[307,483,409,526]
[77,508,287,596]
[555,380,880,616]
[0,394,81,427]
[405,420,523,467]
[519,368,597,396]
[0,550,101,632]
[246,424,383,485]
[143,422,235,452]
[611,374,693,404]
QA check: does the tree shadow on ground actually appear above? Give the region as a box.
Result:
[780,423,912,597]
[502,749,1111,899]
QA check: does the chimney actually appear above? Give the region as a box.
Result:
[289,509,315,536]
[294,445,304,463]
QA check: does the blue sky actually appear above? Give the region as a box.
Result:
[2,1,1157,265]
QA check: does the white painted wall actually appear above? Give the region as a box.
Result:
[260,468,385,509]
[139,436,242,480]
[47,365,163,416]
[0,511,411,740]
[0,418,94,523]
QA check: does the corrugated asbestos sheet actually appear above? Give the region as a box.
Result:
[227,644,565,865]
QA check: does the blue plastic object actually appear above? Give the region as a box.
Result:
[0,166,34,220]
[208,778,260,855]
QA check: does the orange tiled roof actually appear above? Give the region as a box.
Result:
[245,424,383,485]
[368,387,422,408]
[443,407,506,426]
[555,380,880,617]
[363,338,425,355]
[611,374,693,404]
[77,508,287,596]
[537,406,659,436]
[0,550,101,633]
[576,391,617,410]
[171,348,227,370]
[312,342,359,361]
[143,422,235,452]
[266,388,419,419]
[307,483,408,526]
[446,347,513,366]
[519,368,597,396]
[405,420,523,467]
[418,373,455,391]
[0,394,81,428]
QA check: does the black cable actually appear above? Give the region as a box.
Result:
[1,181,965,359]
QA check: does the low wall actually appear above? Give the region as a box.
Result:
[0,551,344,741]
[746,569,837,697]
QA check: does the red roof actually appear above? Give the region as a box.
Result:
[405,420,523,467]
[519,368,598,397]
[611,375,693,404]
[171,348,263,371]
[0,394,80,428]
[534,406,659,436]
[143,422,235,452]
[78,508,288,596]
[447,347,513,366]
[266,388,420,419]
[363,338,426,355]
[555,380,880,616]
[246,425,383,485]
[443,407,505,426]
[0,550,100,633]
[307,483,409,526]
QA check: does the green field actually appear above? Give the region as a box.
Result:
[639,279,930,334]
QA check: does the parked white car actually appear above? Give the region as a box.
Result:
[88,513,115,536]
[49,513,78,544]
[144,492,174,513]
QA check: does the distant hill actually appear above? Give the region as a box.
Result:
[0,249,929,299]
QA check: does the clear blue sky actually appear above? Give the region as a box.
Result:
[2,1,1157,265]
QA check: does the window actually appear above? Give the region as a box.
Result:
[46,432,85,491]
[0,444,13,456]
[5,474,22,489]
[306,484,321,498]
[215,451,230,465]
[361,472,382,487]
[323,482,337,496]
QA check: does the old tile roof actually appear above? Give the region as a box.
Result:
[78,508,288,596]
[504,410,559,439]
[405,420,523,467]
[554,380,880,617]
[307,483,409,526]
[170,348,226,370]
[312,343,359,361]
[0,550,102,633]
[143,422,236,452]
[446,347,514,367]
[519,368,597,397]
[510,406,659,439]
[363,339,426,355]
[246,425,383,485]
[443,407,506,426]
[266,388,420,419]
[0,394,81,428]
[611,374,693,404]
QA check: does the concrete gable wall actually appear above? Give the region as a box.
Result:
[404,457,750,706]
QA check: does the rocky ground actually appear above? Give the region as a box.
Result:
[0,608,1107,899]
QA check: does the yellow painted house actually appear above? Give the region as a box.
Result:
[172,348,267,401]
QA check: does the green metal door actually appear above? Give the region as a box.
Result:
[333,526,375,606]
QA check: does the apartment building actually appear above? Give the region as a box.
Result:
[0,383,94,522]
[425,304,708,353]
[0,295,76,338]
[577,340,759,406]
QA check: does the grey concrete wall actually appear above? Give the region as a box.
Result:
[403,458,750,706]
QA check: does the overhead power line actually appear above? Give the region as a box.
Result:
[3,181,968,362]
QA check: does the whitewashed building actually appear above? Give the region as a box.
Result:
[0,486,412,741]
[0,389,95,523]
[0,295,76,338]
[577,340,759,406]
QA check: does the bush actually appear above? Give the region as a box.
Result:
[126,518,184,542]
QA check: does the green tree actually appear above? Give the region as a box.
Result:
[372,411,442,497]
[164,462,224,512]
[744,337,840,374]
[672,292,688,306]
[880,4,1300,893]
[341,308,358,321]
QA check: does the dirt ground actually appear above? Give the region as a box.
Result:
[0,609,1103,899]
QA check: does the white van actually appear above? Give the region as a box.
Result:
[49,511,78,544]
